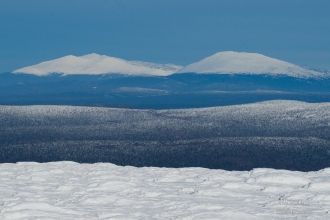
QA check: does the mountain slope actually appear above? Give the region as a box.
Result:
[13,53,182,76]
[179,51,324,78]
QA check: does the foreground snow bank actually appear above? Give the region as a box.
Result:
[1,162,330,219]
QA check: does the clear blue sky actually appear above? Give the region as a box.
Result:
[0,0,329,72]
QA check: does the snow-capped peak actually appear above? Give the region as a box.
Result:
[13,53,182,76]
[179,51,324,78]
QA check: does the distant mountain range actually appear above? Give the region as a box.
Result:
[2,51,329,108]
[13,51,326,78]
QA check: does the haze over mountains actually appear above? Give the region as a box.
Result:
[13,51,325,78]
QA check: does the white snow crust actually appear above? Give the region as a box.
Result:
[13,53,182,76]
[1,162,330,219]
[179,51,323,78]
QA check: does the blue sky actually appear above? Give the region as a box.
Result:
[0,0,329,72]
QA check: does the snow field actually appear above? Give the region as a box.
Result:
[1,162,330,219]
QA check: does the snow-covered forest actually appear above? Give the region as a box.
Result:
[1,100,329,170]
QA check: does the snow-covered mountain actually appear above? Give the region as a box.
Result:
[13,53,182,76]
[13,51,325,78]
[179,51,324,78]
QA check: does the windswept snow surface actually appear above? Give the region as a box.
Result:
[1,162,330,219]
[179,51,324,78]
[13,53,182,76]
